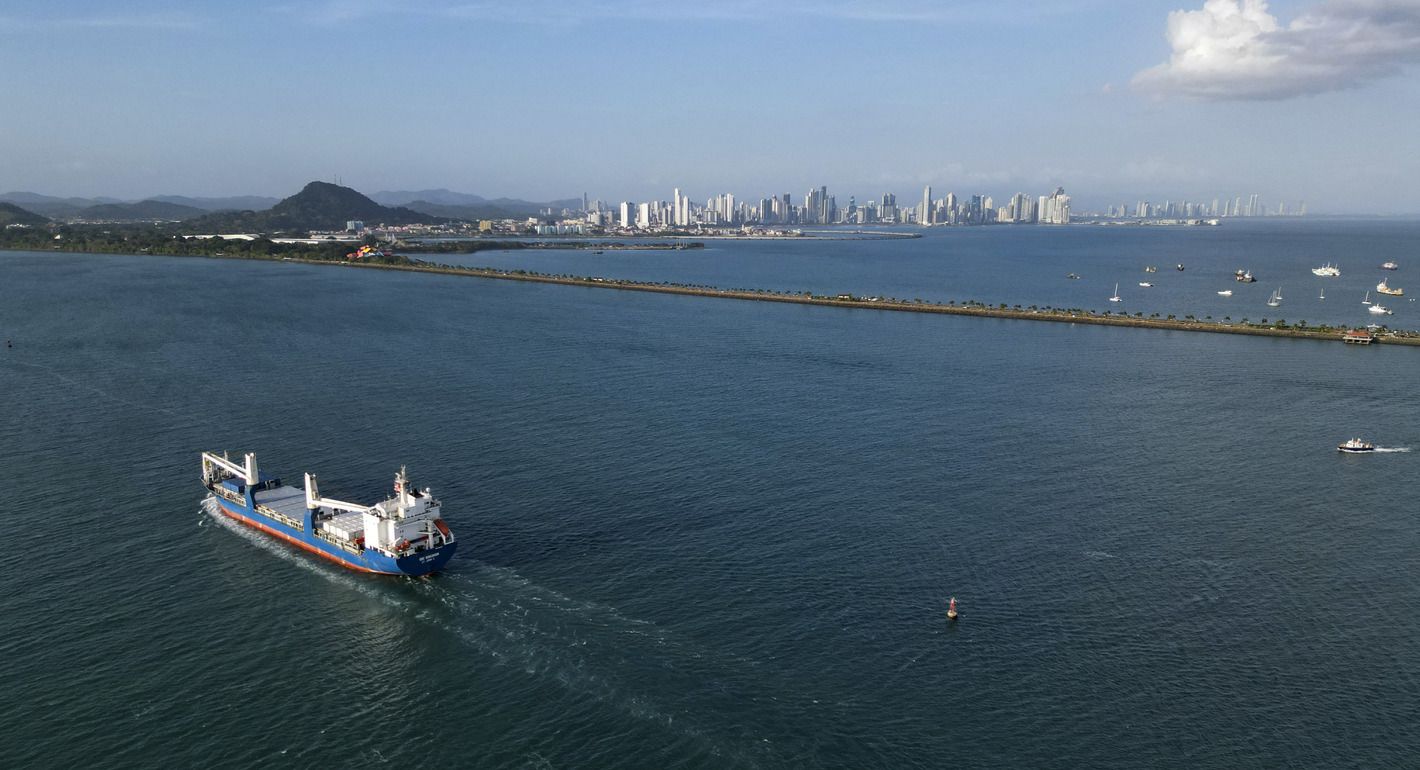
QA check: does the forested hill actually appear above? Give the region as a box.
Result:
[183,181,444,233]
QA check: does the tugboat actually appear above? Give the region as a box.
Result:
[1337,438,1375,453]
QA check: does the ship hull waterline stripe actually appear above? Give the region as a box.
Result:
[214,498,384,574]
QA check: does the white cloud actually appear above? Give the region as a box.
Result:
[1132,0,1420,100]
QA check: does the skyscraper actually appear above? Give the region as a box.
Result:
[922,185,932,226]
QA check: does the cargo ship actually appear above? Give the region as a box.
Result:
[201,452,456,576]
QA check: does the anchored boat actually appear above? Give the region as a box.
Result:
[201,452,457,576]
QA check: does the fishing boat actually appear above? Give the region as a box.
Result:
[1311,263,1340,277]
[1109,283,1121,302]
[1235,269,1256,283]
[1266,288,1282,307]
[1381,261,1399,270]
[1337,438,1375,453]
[1217,290,1232,297]
[1377,279,1404,296]
[946,597,959,621]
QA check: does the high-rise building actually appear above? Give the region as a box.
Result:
[921,185,932,226]
[1040,187,1071,225]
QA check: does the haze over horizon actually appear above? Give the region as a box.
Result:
[4,0,1420,213]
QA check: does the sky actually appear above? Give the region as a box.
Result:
[3,0,1420,213]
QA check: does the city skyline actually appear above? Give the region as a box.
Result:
[3,1,1420,212]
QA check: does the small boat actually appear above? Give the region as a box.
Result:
[1338,438,1375,453]
[1362,290,1371,305]
[946,597,959,621]
[1369,303,1392,315]
[1266,288,1282,307]
[1176,264,1185,271]
[1311,263,1341,277]
[1066,272,1080,280]
[1381,261,1399,270]
[1139,282,1153,288]
[1235,269,1256,283]
[1145,266,1158,273]
[1377,279,1404,296]
[1109,283,1121,302]
[1217,290,1233,297]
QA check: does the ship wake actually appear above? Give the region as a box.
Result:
[197,495,779,766]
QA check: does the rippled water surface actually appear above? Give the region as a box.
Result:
[2,226,1419,768]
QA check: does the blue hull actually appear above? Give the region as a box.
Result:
[213,495,456,576]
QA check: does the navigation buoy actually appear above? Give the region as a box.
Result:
[946,597,959,621]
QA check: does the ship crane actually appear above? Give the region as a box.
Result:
[202,451,258,487]
[304,473,373,515]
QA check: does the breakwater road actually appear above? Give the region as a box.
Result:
[291,258,1420,347]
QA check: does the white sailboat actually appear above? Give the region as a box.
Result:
[1266,287,1282,307]
[1319,287,1325,300]
[1109,283,1121,303]
[1362,290,1371,305]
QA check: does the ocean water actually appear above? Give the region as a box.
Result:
[2,226,1419,768]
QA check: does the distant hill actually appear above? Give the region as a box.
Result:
[374,189,583,217]
[184,181,444,233]
[0,202,48,226]
[0,192,123,220]
[74,200,207,222]
[149,194,280,211]
[402,200,521,221]
[372,189,489,207]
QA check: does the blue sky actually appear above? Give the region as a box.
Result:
[3,0,1420,212]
